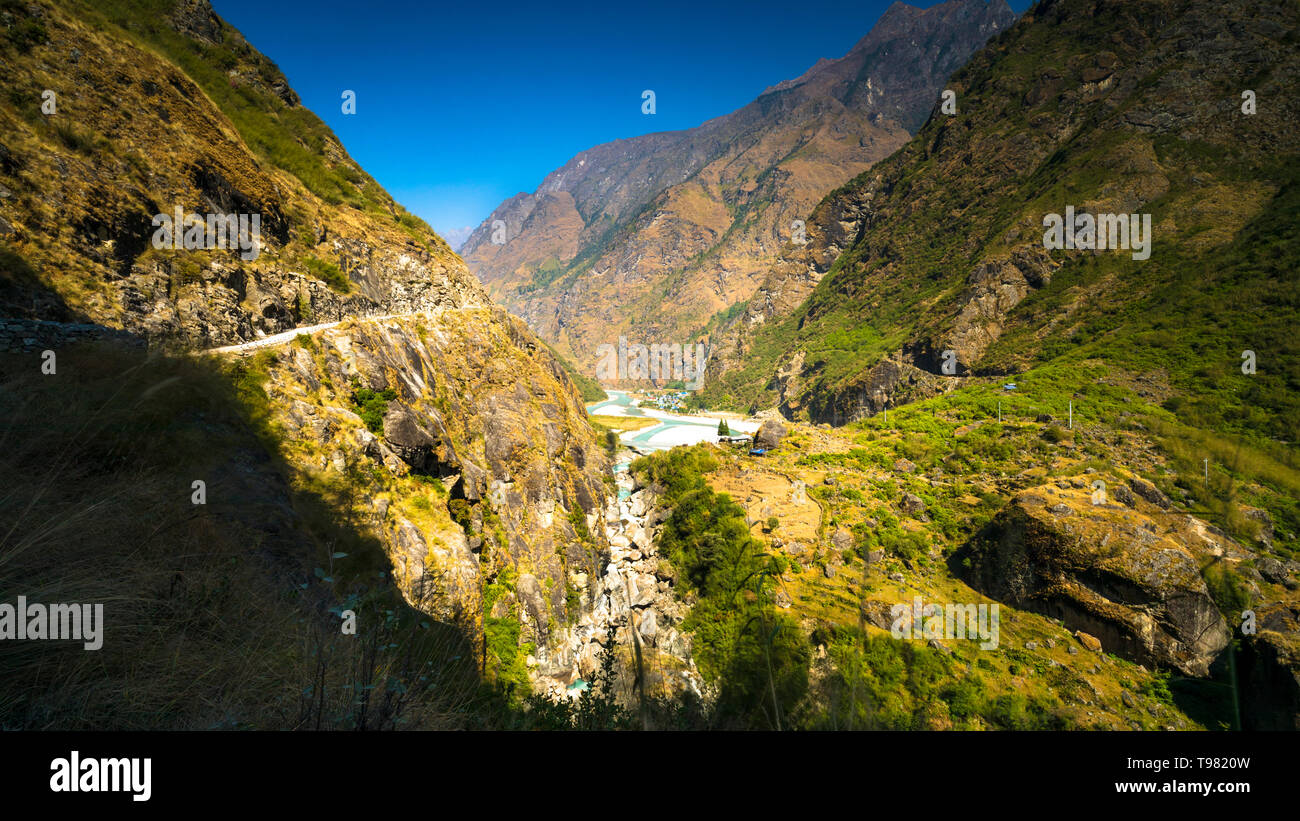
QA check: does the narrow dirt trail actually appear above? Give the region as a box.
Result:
[201,312,415,354]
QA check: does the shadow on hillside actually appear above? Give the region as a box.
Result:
[0,242,80,322]
[0,340,490,729]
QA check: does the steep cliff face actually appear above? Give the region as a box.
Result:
[1237,603,1300,730]
[459,0,1016,373]
[229,308,626,688]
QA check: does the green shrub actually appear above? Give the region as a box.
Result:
[302,255,351,293]
[349,384,396,434]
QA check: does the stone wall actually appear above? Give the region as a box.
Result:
[0,319,145,353]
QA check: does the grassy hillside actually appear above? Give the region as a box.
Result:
[703,0,1298,449]
[664,0,1300,730]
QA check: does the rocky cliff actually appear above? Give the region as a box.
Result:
[960,483,1232,676]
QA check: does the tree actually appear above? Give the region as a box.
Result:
[717,419,730,436]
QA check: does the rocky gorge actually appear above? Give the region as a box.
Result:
[529,458,704,702]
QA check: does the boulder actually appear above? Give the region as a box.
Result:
[1257,557,1290,585]
[754,419,787,450]
[901,492,928,515]
[1128,477,1171,509]
[961,489,1229,676]
[860,600,895,631]
[636,608,658,641]
[1112,482,1136,507]
[382,404,437,470]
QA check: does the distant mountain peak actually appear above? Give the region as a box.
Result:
[460,0,1017,372]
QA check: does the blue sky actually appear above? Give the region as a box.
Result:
[211,0,1030,247]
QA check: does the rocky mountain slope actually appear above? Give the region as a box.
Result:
[671,0,1299,728]
[0,0,482,347]
[459,0,1016,373]
[0,0,689,711]
[3,0,1295,731]
[702,0,1299,433]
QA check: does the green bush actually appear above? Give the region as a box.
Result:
[302,255,351,293]
[350,385,396,434]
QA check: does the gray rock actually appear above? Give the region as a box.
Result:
[1257,557,1290,585]
[1128,477,1171,509]
[754,419,787,450]
[1112,483,1136,507]
[860,600,894,630]
[901,492,927,515]
[382,404,437,469]
[636,608,658,641]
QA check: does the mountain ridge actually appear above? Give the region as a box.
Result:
[459,0,1017,373]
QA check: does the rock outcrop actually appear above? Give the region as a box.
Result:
[0,0,482,348]
[251,309,612,667]
[753,419,787,450]
[960,485,1232,676]
[1237,603,1300,730]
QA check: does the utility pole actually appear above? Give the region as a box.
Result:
[1068,400,1073,430]
[997,400,1001,423]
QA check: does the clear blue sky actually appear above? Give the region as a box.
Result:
[211,0,1030,247]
